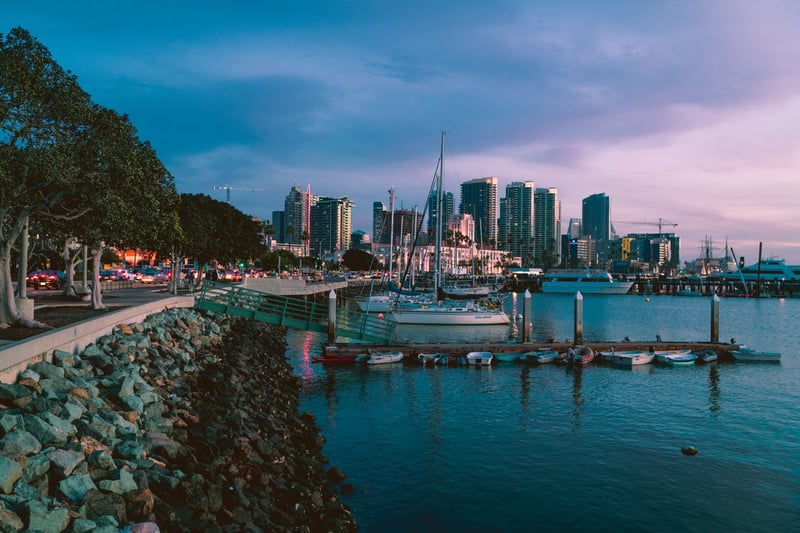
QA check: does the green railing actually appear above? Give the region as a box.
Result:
[195,281,394,344]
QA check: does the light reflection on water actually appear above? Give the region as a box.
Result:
[288,295,800,532]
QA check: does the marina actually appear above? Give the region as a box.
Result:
[292,293,799,532]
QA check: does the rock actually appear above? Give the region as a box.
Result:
[0,429,42,456]
[0,455,23,494]
[57,473,97,503]
[25,499,70,532]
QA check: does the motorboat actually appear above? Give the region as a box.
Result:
[418,352,445,365]
[465,351,493,366]
[694,349,719,363]
[493,351,523,363]
[653,348,692,364]
[604,349,655,367]
[664,352,698,366]
[729,346,781,363]
[365,351,405,365]
[541,268,634,295]
[571,345,595,366]
[520,349,559,364]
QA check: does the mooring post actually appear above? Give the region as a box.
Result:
[574,291,583,345]
[523,289,532,342]
[710,293,719,343]
[328,290,337,344]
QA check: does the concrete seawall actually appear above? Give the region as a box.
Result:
[0,296,195,383]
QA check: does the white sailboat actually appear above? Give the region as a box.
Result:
[389,132,509,327]
[356,188,397,312]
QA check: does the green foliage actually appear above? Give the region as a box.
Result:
[342,248,381,271]
[178,193,263,267]
[257,249,298,271]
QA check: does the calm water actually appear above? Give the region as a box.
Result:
[288,294,800,532]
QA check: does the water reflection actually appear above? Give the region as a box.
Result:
[519,366,530,424]
[708,364,721,415]
[569,366,584,429]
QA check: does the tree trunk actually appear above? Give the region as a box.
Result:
[90,244,107,310]
[0,240,50,329]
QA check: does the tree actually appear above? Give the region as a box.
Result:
[342,248,380,272]
[0,27,96,327]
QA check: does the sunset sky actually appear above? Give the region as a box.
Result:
[7,1,800,264]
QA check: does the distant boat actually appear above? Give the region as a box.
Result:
[729,346,781,363]
[712,258,800,282]
[604,349,655,367]
[541,268,634,295]
[465,351,493,366]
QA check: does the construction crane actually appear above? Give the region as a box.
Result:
[212,184,264,204]
[613,218,678,235]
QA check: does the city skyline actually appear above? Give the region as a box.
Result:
[7,2,800,263]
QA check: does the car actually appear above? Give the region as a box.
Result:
[26,269,66,289]
[138,268,159,284]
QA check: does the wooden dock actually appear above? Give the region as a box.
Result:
[323,340,740,361]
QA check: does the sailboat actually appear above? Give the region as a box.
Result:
[388,132,510,327]
[356,188,398,313]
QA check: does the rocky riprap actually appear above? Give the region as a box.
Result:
[0,308,357,532]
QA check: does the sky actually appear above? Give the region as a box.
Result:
[6,1,800,264]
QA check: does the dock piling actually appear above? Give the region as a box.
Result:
[328,290,337,344]
[523,289,532,342]
[710,293,719,343]
[574,291,583,345]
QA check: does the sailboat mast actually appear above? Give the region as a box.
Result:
[434,132,445,298]
[387,187,395,284]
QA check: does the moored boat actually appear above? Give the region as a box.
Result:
[465,351,493,366]
[694,349,718,363]
[493,351,523,363]
[664,352,698,366]
[654,348,692,364]
[571,345,595,366]
[365,351,405,365]
[417,352,443,365]
[312,355,358,364]
[541,268,634,295]
[607,350,655,367]
[729,346,781,363]
[520,349,559,364]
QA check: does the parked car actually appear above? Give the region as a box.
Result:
[26,269,66,289]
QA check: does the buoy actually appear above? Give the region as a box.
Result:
[681,446,698,456]
[645,297,651,302]
[377,313,384,319]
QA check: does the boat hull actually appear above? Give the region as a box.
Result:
[465,351,493,365]
[541,281,634,294]
[730,349,781,362]
[389,306,510,325]
[365,351,405,365]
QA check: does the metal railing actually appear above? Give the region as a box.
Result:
[195,281,394,344]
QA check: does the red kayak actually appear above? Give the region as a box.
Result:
[312,355,357,364]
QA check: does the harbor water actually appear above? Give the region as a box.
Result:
[288,294,799,532]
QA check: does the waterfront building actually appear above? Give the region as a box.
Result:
[372,201,387,244]
[460,176,498,246]
[622,232,680,273]
[567,218,582,239]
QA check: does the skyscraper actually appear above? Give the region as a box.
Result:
[460,177,498,246]
[534,187,561,267]
[498,181,534,262]
[582,193,610,242]
[427,189,454,239]
[310,196,354,255]
[284,185,317,245]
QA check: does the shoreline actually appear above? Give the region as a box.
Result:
[0,307,357,531]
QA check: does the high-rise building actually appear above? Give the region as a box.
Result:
[498,181,534,263]
[310,196,354,256]
[460,177,498,246]
[372,201,387,244]
[534,187,561,267]
[581,193,610,242]
[427,189,454,240]
[271,210,286,243]
[567,218,582,239]
[284,185,317,245]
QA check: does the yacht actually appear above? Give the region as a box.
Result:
[712,258,800,282]
[541,268,634,295]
